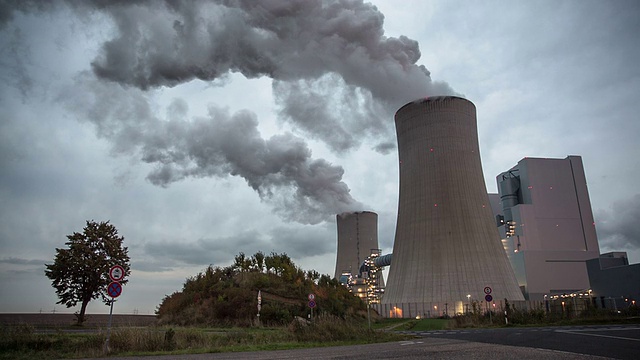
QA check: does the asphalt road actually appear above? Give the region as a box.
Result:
[90,338,613,360]
[87,326,640,360]
[405,324,640,360]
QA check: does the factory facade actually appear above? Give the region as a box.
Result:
[494,156,601,301]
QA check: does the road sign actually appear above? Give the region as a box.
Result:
[108,281,122,298]
[484,286,492,295]
[109,265,125,282]
[308,293,315,301]
[485,294,493,302]
[308,300,316,308]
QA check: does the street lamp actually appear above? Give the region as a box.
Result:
[467,294,471,313]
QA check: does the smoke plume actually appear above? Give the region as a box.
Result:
[63,76,362,224]
[3,0,455,223]
[45,0,452,151]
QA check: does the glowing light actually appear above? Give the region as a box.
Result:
[390,307,403,318]
[430,148,434,152]
[434,204,438,207]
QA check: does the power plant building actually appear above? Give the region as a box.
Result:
[334,211,380,281]
[381,96,524,317]
[495,156,601,300]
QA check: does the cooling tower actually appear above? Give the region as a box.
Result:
[381,96,524,317]
[334,211,379,279]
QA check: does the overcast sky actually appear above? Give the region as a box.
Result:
[1,0,639,314]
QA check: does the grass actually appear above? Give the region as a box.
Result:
[0,315,408,359]
[371,318,451,331]
[5,310,636,359]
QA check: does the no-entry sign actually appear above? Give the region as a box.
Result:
[109,265,125,282]
[108,281,122,298]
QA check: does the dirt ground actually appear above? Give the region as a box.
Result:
[0,313,157,327]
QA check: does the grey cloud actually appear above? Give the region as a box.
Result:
[0,257,47,266]
[372,141,396,154]
[141,226,337,268]
[143,231,273,266]
[82,1,453,101]
[130,259,174,273]
[269,224,335,259]
[61,76,362,224]
[0,1,54,29]
[595,194,640,250]
[5,0,454,153]
[0,26,33,96]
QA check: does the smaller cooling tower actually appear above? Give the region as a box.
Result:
[334,211,380,279]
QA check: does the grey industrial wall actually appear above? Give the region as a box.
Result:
[382,96,523,317]
[334,211,379,279]
[496,156,601,300]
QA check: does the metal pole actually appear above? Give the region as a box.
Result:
[104,300,114,353]
[367,297,371,329]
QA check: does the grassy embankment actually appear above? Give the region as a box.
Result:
[0,315,409,360]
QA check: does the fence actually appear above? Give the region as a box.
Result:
[372,296,600,319]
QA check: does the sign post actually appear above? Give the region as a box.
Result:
[308,294,316,321]
[257,290,262,326]
[105,265,126,353]
[484,286,493,323]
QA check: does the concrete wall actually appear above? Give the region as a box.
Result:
[496,156,601,300]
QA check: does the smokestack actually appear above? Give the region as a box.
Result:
[381,97,524,317]
[334,211,380,279]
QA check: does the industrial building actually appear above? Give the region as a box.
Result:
[587,252,639,309]
[495,156,601,300]
[333,99,637,317]
[496,156,600,300]
[380,96,524,318]
[334,211,380,281]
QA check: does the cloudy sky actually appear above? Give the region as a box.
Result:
[1,0,639,314]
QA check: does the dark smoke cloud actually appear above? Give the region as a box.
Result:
[62,75,363,224]
[2,0,452,222]
[3,0,453,152]
[0,26,32,96]
[595,194,640,250]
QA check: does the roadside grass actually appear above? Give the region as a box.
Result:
[0,315,408,359]
[373,318,451,331]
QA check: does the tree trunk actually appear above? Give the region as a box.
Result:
[76,298,89,325]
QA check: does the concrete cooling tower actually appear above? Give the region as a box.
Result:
[381,96,524,317]
[334,211,379,280]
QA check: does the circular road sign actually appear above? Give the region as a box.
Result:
[308,293,315,301]
[484,286,492,295]
[109,265,125,282]
[108,282,122,298]
[485,294,493,302]
[308,300,316,308]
